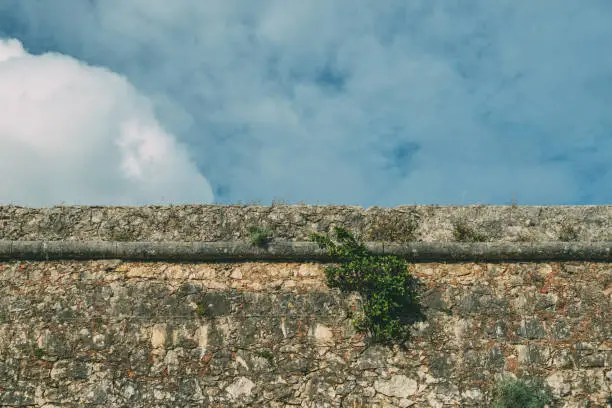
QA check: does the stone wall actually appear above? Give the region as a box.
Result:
[1,204,611,244]
[0,204,610,407]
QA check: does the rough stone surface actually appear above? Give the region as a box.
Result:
[0,204,610,244]
[0,204,610,407]
[0,259,609,407]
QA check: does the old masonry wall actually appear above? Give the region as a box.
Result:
[0,204,610,407]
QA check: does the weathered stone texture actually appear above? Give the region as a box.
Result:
[0,259,609,407]
[0,204,610,243]
[0,204,610,407]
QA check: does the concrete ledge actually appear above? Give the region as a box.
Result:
[0,240,610,262]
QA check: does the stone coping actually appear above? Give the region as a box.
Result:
[0,240,610,262]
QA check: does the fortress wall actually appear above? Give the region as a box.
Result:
[0,204,610,407]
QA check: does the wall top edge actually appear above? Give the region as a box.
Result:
[2,204,611,209]
[1,204,610,244]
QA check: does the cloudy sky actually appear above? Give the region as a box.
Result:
[0,1,610,208]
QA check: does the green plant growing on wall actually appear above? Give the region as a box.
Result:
[307,225,426,346]
[558,224,579,242]
[18,343,46,359]
[254,348,274,362]
[490,375,555,408]
[248,225,273,247]
[452,218,488,242]
[195,302,213,318]
[110,229,134,242]
[33,345,45,359]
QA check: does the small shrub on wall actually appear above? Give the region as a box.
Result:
[308,225,426,346]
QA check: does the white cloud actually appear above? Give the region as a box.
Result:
[0,38,214,207]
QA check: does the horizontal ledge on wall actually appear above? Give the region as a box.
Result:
[0,240,610,262]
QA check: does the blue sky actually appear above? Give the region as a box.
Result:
[0,0,611,208]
